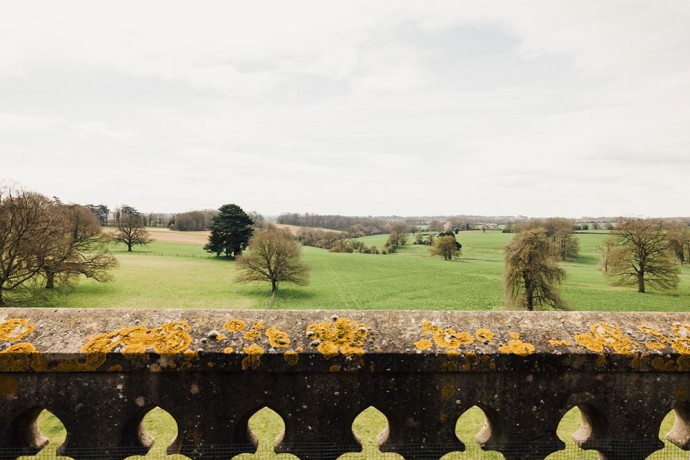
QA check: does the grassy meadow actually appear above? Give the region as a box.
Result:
[25,227,690,311]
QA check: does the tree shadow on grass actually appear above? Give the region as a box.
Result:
[238,286,315,309]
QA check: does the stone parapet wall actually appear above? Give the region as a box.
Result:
[0,309,689,459]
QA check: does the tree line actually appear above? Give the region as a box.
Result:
[277,213,388,235]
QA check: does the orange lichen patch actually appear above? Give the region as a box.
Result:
[318,342,339,359]
[574,323,639,354]
[284,350,299,366]
[672,324,690,354]
[498,334,535,356]
[215,333,226,341]
[421,321,474,349]
[243,321,266,341]
[265,327,291,348]
[673,324,690,337]
[224,320,247,333]
[178,350,200,370]
[446,349,460,357]
[82,321,193,358]
[475,329,494,343]
[0,342,46,371]
[224,347,235,354]
[414,338,433,351]
[0,319,36,342]
[499,340,536,356]
[241,343,264,371]
[548,339,571,347]
[306,317,370,359]
[638,325,672,351]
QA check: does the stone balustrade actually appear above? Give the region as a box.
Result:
[1,309,690,460]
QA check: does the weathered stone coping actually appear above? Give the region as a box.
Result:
[1,309,689,373]
[1,309,690,459]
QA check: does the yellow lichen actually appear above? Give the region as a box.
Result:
[241,343,264,370]
[498,334,536,356]
[645,342,667,350]
[306,317,370,359]
[0,319,36,342]
[318,341,339,359]
[0,342,47,372]
[548,339,571,347]
[475,329,494,343]
[414,338,433,351]
[223,347,235,354]
[82,321,193,356]
[243,321,266,341]
[421,321,474,349]
[265,327,291,348]
[284,350,299,366]
[672,324,690,354]
[574,323,639,354]
[224,320,247,333]
[215,333,226,341]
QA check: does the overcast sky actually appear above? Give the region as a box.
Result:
[1,1,689,218]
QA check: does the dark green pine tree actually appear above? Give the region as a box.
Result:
[204,204,254,258]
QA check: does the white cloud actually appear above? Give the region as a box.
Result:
[0,1,689,216]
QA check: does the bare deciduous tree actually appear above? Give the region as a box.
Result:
[113,205,152,252]
[39,204,117,289]
[606,218,680,293]
[504,227,567,311]
[236,226,309,308]
[0,187,52,306]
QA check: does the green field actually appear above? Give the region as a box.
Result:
[23,230,690,311]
